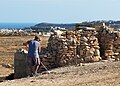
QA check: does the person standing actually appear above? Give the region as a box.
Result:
[24,36,41,76]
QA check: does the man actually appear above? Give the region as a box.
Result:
[24,36,41,76]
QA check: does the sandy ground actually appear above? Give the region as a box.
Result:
[0,65,13,76]
[0,36,49,64]
[0,60,120,86]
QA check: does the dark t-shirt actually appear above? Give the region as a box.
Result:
[27,40,40,58]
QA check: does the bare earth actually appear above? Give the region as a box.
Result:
[0,60,120,86]
[0,36,49,64]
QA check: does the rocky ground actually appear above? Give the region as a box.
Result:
[0,60,120,86]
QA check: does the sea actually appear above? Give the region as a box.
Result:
[0,23,36,29]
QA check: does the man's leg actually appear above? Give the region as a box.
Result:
[34,65,39,74]
[33,58,40,74]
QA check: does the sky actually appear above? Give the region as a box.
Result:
[0,0,120,23]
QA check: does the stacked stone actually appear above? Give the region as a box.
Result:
[41,30,80,68]
[42,28,102,69]
[79,28,101,62]
[59,31,80,66]
[39,34,60,70]
[97,26,115,59]
[113,31,120,58]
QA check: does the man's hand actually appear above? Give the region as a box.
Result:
[23,42,27,46]
[23,40,31,46]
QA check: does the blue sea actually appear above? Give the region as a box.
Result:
[0,23,36,29]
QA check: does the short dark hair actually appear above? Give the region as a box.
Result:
[34,36,40,41]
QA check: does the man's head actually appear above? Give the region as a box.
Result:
[34,35,41,41]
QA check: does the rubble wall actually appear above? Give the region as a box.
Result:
[97,26,120,59]
[42,26,120,69]
[79,30,101,62]
[44,31,80,67]
[42,29,101,69]
[113,31,120,59]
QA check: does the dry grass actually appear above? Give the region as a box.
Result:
[0,36,49,64]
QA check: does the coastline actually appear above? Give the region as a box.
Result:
[0,23,36,29]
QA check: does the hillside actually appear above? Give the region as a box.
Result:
[29,21,120,32]
[30,23,76,31]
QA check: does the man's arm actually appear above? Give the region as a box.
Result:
[23,40,31,46]
[38,45,41,54]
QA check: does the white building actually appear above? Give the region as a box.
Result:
[0,29,13,33]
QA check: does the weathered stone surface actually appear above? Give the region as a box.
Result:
[14,49,29,79]
[79,29,101,62]
[97,25,120,59]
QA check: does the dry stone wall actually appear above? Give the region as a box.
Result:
[113,31,120,59]
[97,26,120,60]
[43,28,101,69]
[44,31,80,67]
[79,29,101,62]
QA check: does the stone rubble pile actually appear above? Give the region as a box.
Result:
[42,28,101,69]
[79,29,101,62]
[97,26,120,60]
[2,63,14,69]
[42,31,80,68]
[113,31,120,59]
[97,26,114,59]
